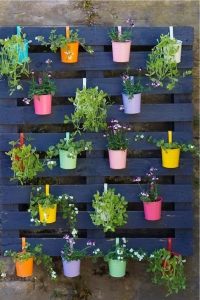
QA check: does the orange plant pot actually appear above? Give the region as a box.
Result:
[15,256,33,277]
[60,42,79,63]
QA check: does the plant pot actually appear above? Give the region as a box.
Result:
[108,149,127,169]
[122,93,141,114]
[173,40,182,63]
[17,39,29,63]
[38,204,57,223]
[59,149,77,169]
[60,42,79,63]
[15,256,33,277]
[161,148,180,168]
[33,94,52,115]
[62,259,80,277]
[112,41,131,63]
[108,259,126,278]
[143,198,162,221]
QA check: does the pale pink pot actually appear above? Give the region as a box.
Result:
[33,94,52,115]
[112,41,131,62]
[108,149,127,169]
[143,198,162,221]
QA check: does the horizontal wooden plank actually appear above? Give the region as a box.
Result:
[0,26,194,46]
[2,237,193,256]
[0,103,193,124]
[2,211,193,230]
[0,131,193,151]
[0,158,193,178]
[0,76,193,98]
[0,184,192,204]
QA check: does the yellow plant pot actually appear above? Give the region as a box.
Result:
[161,148,180,168]
[38,204,57,223]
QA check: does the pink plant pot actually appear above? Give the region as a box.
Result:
[62,259,80,278]
[112,41,131,62]
[33,94,52,115]
[143,198,162,221]
[108,149,127,169]
[122,93,141,114]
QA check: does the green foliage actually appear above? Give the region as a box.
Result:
[109,27,132,42]
[147,248,186,296]
[6,139,44,185]
[29,186,78,233]
[64,87,109,133]
[36,29,94,54]
[4,243,57,280]
[146,34,191,90]
[122,68,144,98]
[106,120,130,150]
[0,31,30,94]
[0,261,6,279]
[75,0,99,26]
[90,188,128,232]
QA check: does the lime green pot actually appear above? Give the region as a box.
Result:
[59,149,77,169]
[108,259,126,278]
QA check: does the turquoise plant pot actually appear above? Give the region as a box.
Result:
[108,259,127,278]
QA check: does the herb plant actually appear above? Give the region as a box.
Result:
[4,242,57,280]
[64,87,109,133]
[146,34,191,90]
[35,29,94,54]
[106,120,130,150]
[122,69,144,98]
[61,235,95,261]
[90,188,128,232]
[148,248,186,296]
[29,186,78,233]
[6,139,44,185]
[109,27,132,42]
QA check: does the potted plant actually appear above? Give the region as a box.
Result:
[6,136,44,185]
[61,235,95,278]
[90,185,128,232]
[0,26,30,94]
[146,33,191,90]
[28,59,56,115]
[29,185,78,233]
[64,87,109,133]
[4,238,57,279]
[121,68,144,114]
[93,238,146,278]
[147,248,186,296]
[105,120,130,169]
[164,26,182,64]
[35,27,94,63]
[108,25,133,63]
[46,132,92,170]
[133,167,162,221]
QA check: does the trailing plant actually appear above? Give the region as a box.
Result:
[64,87,109,133]
[146,33,191,90]
[0,261,6,279]
[6,138,44,185]
[90,188,128,232]
[46,134,92,169]
[61,234,96,261]
[4,242,57,280]
[133,167,160,202]
[29,186,78,234]
[147,248,186,296]
[122,68,144,98]
[35,29,94,55]
[105,120,130,150]
[0,28,30,94]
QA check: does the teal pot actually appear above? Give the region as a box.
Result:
[108,259,127,278]
[16,40,29,63]
[59,149,77,169]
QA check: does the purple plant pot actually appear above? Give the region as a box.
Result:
[122,93,141,114]
[62,259,80,278]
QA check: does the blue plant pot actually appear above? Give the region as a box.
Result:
[17,39,29,63]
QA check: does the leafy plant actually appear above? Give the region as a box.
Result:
[122,68,144,98]
[0,261,6,279]
[147,248,186,296]
[90,188,128,232]
[133,167,160,202]
[35,29,94,55]
[6,138,44,185]
[4,242,57,280]
[61,235,95,261]
[0,28,30,94]
[109,27,132,42]
[64,87,109,133]
[29,186,78,234]
[146,34,191,90]
[105,120,130,150]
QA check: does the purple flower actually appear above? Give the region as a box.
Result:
[45,59,53,64]
[63,234,70,240]
[87,240,95,246]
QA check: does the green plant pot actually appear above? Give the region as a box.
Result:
[59,149,77,169]
[108,259,126,278]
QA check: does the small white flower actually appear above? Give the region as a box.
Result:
[71,228,78,237]
[37,187,41,191]
[129,248,133,253]
[30,218,34,222]
[1,273,6,278]
[35,37,38,40]
[17,85,22,90]
[69,196,73,199]
[122,237,127,243]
